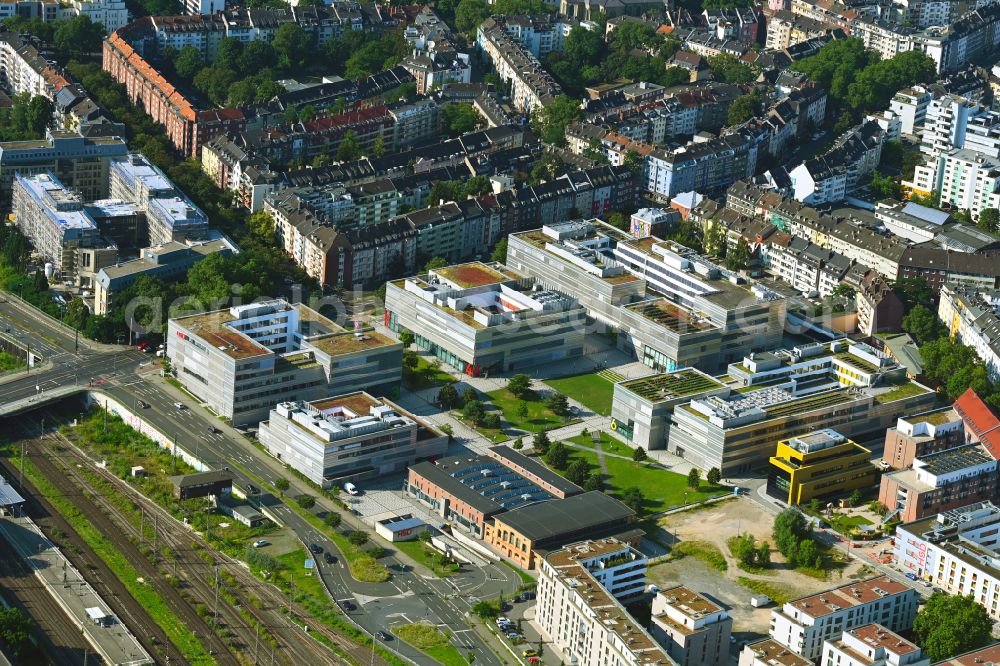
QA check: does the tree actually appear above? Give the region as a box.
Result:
[607,212,628,230]
[348,530,369,546]
[247,211,275,244]
[491,237,508,263]
[623,149,643,174]
[725,237,751,271]
[913,593,993,661]
[566,458,590,485]
[463,400,486,425]
[621,486,644,515]
[53,15,103,60]
[727,91,761,126]
[336,130,362,162]
[462,387,478,406]
[296,494,315,509]
[583,472,604,491]
[482,412,502,429]
[274,477,289,496]
[507,373,532,399]
[373,134,386,158]
[847,489,864,507]
[440,423,454,441]
[532,95,581,147]
[546,441,569,469]
[546,393,570,416]
[0,608,33,656]
[686,468,700,490]
[517,400,529,420]
[756,542,771,568]
[772,508,810,561]
[903,304,945,344]
[706,467,721,485]
[979,207,1000,234]
[730,533,759,568]
[512,438,523,450]
[437,383,459,409]
[324,511,342,528]
[892,277,934,310]
[403,351,419,369]
[274,23,311,69]
[564,25,605,65]
[441,103,479,135]
[454,0,490,32]
[424,256,449,271]
[871,170,903,199]
[632,447,647,462]
[533,430,550,456]
[796,538,821,569]
[707,53,756,83]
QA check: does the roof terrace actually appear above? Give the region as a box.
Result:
[625,298,718,333]
[620,369,723,403]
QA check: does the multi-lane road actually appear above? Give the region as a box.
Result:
[0,295,519,666]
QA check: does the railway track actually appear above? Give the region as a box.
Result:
[31,419,386,666]
[0,534,90,666]
[0,452,185,665]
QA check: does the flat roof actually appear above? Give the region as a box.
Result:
[657,585,723,618]
[174,309,270,360]
[0,476,24,506]
[742,639,811,666]
[307,328,396,355]
[919,445,992,475]
[433,262,515,288]
[493,491,634,542]
[786,577,913,619]
[838,624,919,658]
[489,445,583,496]
[619,369,723,403]
[512,229,642,286]
[169,469,233,488]
[941,644,1000,665]
[905,408,958,427]
[625,298,718,333]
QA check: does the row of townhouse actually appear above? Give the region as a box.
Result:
[265,164,638,288]
[580,81,745,135]
[475,16,562,113]
[770,120,886,205]
[0,32,123,136]
[765,9,842,49]
[728,180,1000,289]
[203,123,530,212]
[852,3,1000,73]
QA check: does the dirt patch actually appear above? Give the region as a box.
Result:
[648,498,862,637]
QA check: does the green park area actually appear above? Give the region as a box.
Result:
[544,372,616,415]
[391,623,466,666]
[485,387,578,433]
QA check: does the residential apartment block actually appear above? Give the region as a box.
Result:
[938,284,1000,381]
[258,392,447,488]
[94,234,238,315]
[0,130,128,199]
[476,17,562,112]
[882,407,964,470]
[769,577,919,660]
[894,501,1000,619]
[536,538,675,666]
[739,639,811,666]
[384,261,586,376]
[109,154,208,245]
[820,625,927,666]
[649,585,732,666]
[11,173,111,286]
[167,300,402,426]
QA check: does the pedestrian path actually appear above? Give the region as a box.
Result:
[0,517,151,666]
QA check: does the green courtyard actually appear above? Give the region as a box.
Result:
[557,438,727,514]
[544,372,617,415]
[485,387,578,433]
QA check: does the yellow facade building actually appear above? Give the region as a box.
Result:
[767,429,879,504]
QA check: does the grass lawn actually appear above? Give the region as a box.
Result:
[451,412,510,443]
[670,540,727,571]
[0,351,25,373]
[567,432,633,457]
[486,388,575,433]
[828,513,873,536]
[557,447,726,514]
[403,356,456,390]
[737,577,797,605]
[392,623,466,666]
[544,372,616,415]
[394,539,460,577]
[502,559,536,587]
[277,549,329,599]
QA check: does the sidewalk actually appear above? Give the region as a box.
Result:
[0,516,151,666]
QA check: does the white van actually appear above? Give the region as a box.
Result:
[344,482,359,496]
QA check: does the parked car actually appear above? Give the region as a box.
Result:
[522,650,537,658]
[905,573,918,581]
[252,540,269,548]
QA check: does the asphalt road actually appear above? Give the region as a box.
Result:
[0,296,517,666]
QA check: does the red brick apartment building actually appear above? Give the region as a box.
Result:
[103,21,245,157]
